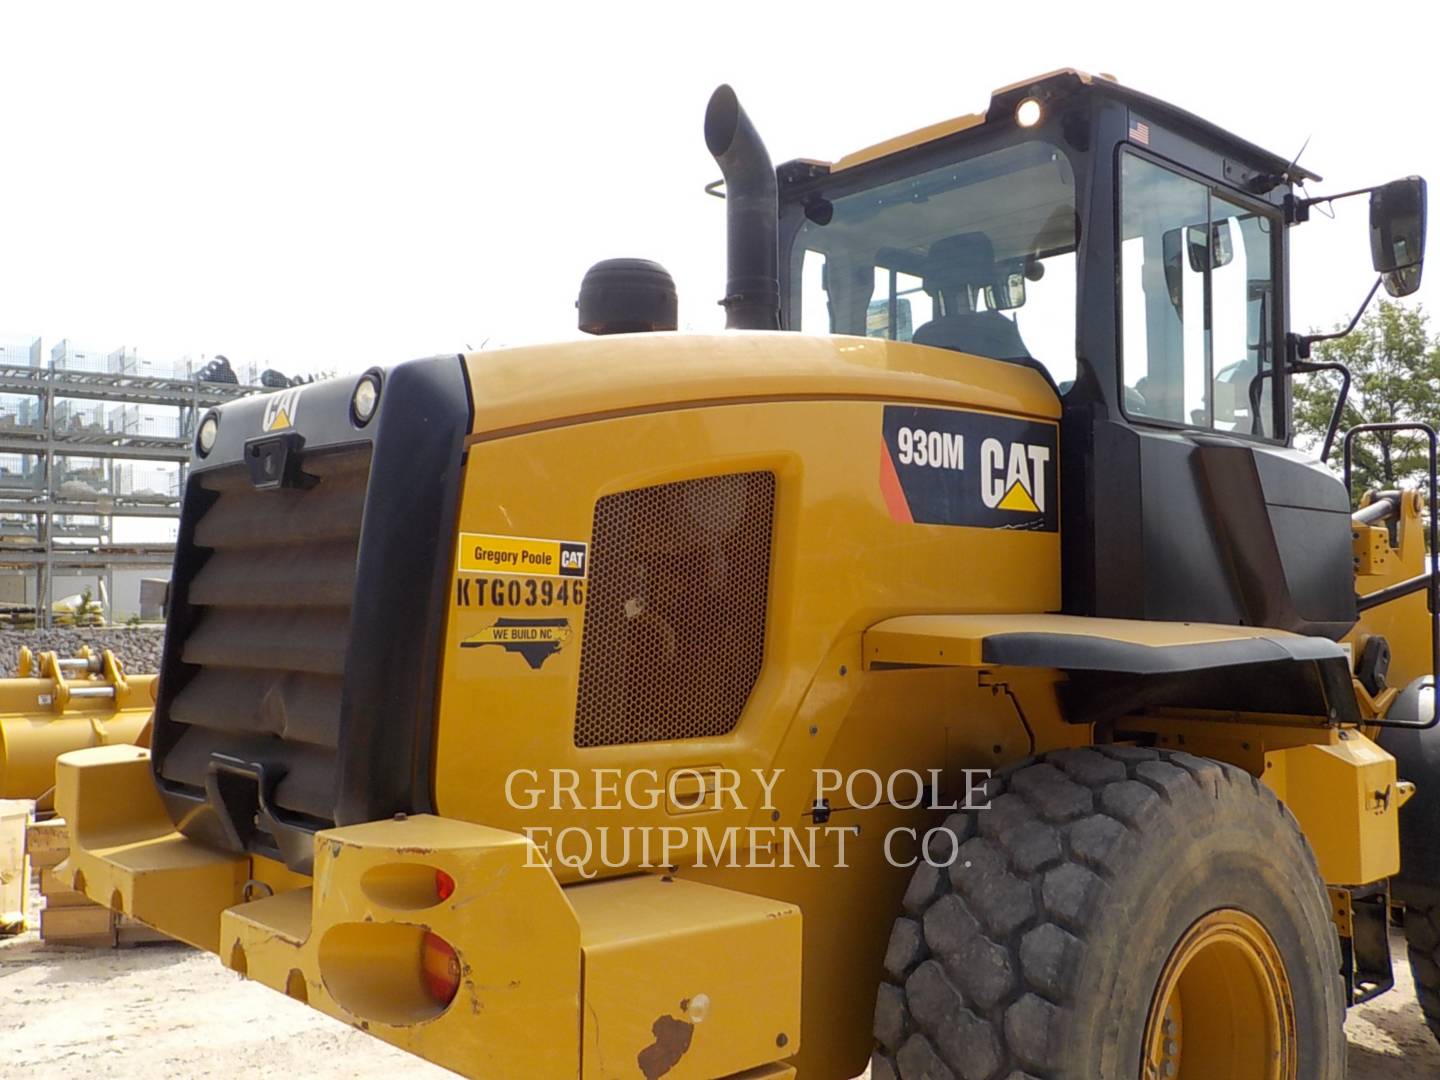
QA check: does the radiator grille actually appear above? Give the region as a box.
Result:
[158,445,370,823]
[574,471,775,747]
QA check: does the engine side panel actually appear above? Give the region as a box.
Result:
[433,395,1061,873]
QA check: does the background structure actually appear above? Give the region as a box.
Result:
[0,336,264,624]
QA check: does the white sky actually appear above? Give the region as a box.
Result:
[2,1,1437,376]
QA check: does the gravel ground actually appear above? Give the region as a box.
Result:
[1,893,1437,1079]
[0,627,164,677]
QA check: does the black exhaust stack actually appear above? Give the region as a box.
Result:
[705,85,780,331]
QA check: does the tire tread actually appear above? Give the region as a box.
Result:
[875,746,1344,1080]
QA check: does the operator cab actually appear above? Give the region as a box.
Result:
[771,69,1427,638]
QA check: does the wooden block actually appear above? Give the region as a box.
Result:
[24,818,68,869]
[40,903,116,946]
[40,869,92,908]
[116,916,172,946]
[1,800,31,932]
[42,891,93,910]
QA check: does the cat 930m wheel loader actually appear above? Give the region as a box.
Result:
[53,70,1436,1079]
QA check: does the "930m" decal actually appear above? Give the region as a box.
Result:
[880,405,1058,531]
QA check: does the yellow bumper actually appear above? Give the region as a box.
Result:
[56,745,800,1080]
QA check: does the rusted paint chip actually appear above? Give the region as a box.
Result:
[636,1014,694,1079]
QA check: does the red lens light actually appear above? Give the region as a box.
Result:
[435,869,456,902]
[421,931,460,1006]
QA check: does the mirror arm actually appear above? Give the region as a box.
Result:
[1305,185,1379,206]
[1292,277,1382,359]
[1294,184,1379,222]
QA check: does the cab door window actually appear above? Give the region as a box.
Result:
[1210,194,1275,434]
[1120,152,1278,437]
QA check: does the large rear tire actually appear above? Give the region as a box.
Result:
[1401,886,1440,1044]
[871,746,1346,1080]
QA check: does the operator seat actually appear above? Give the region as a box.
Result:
[911,233,1032,362]
[913,311,1032,361]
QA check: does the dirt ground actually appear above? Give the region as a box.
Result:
[2,908,1438,1078]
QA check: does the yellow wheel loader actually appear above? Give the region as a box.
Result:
[52,70,1436,1078]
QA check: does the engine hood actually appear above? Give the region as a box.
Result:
[460,332,1060,441]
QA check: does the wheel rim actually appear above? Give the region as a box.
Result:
[1142,908,1297,1079]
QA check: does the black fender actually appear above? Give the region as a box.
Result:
[1378,676,1440,899]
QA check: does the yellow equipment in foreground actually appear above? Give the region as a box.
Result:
[0,647,155,810]
[51,70,1437,1078]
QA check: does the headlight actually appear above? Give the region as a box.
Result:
[1016,98,1043,128]
[196,412,219,456]
[351,373,381,426]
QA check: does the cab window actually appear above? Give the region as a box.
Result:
[1120,152,1278,436]
[790,140,1079,389]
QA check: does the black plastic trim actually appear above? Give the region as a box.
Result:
[980,630,1345,674]
[976,629,1356,726]
[335,354,471,826]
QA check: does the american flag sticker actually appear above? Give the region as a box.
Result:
[1129,121,1151,145]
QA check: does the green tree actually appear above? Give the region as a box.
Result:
[1292,300,1440,504]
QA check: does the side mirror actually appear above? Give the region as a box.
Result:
[1161,221,1234,313]
[1187,220,1234,272]
[984,271,1026,311]
[1370,176,1427,297]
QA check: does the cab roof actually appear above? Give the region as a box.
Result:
[810,69,1321,185]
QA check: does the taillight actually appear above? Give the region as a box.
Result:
[421,931,461,1006]
[435,869,456,902]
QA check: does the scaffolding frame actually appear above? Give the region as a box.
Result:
[0,357,262,625]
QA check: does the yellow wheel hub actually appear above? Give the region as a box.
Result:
[1142,909,1296,1079]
